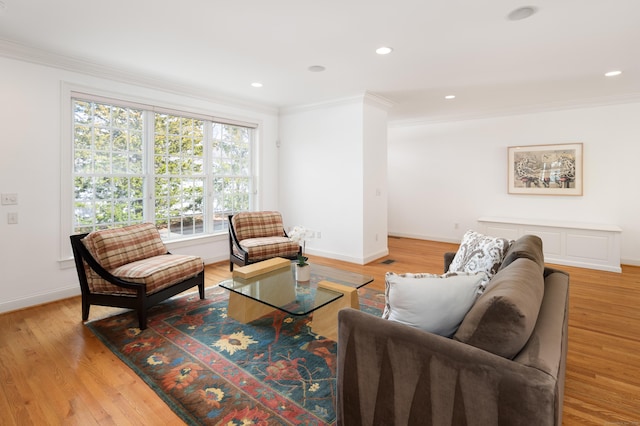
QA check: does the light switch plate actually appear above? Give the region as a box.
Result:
[7,212,18,224]
[1,193,18,205]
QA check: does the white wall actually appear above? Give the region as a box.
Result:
[278,94,390,264]
[388,102,640,266]
[279,99,364,262]
[362,99,390,262]
[0,56,280,313]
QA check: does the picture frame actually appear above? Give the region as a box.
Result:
[507,143,583,196]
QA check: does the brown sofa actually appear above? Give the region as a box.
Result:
[336,235,569,425]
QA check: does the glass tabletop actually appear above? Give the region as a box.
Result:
[219,263,374,316]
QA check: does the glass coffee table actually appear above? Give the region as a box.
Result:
[219,261,373,340]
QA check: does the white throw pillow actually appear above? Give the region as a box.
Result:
[382,271,487,337]
[448,230,511,281]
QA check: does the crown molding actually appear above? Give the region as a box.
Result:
[363,91,395,110]
[279,91,395,116]
[0,38,279,116]
[389,92,640,127]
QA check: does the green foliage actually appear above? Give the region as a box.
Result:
[296,254,309,267]
[72,99,254,235]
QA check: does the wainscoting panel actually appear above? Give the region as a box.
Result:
[479,217,622,273]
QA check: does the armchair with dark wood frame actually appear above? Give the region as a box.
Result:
[70,224,205,329]
[228,211,301,271]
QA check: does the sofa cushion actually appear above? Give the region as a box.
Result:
[498,234,544,273]
[83,223,167,270]
[453,257,544,359]
[382,271,487,337]
[232,211,286,242]
[448,230,511,281]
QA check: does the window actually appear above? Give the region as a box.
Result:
[71,95,256,239]
[153,114,205,238]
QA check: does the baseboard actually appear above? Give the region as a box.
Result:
[305,248,365,265]
[363,248,390,264]
[391,232,640,271]
[388,232,461,245]
[203,255,228,265]
[0,285,80,315]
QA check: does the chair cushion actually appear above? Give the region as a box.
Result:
[83,223,167,270]
[232,211,286,242]
[87,254,203,295]
[239,237,300,262]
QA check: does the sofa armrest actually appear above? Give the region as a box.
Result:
[337,309,560,426]
[444,251,456,273]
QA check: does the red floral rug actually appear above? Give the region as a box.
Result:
[87,286,385,425]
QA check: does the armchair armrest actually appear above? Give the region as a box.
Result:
[70,233,145,293]
[228,214,250,264]
[337,308,559,426]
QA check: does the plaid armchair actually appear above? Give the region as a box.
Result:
[70,223,204,329]
[228,211,301,271]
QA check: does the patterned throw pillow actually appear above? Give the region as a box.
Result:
[382,271,487,337]
[448,230,511,281]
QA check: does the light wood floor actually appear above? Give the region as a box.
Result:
[1,237,638,425]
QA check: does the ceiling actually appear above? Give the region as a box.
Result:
[1,0,639,123]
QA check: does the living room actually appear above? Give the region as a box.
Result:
[1,0,639,424]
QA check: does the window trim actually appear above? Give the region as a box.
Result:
[59,82,261,263]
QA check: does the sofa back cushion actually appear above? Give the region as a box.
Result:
[453,257,544,359]
[498,234,544,273]
[232,211,285,242]
[83,223,167,270]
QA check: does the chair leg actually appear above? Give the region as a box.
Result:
[230,261,234,272]
[138,310,147,330]
[198,282,205,299]
[82,296,90,321]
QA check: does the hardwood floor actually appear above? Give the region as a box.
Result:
[0,237,638,425]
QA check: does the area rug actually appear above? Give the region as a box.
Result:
[87,285,385,425]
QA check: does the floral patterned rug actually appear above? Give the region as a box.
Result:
[87,286,385,425]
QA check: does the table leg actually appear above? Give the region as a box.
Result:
[310,280,360,340]
[227,291,276,323]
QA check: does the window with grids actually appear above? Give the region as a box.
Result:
[71,96,255,238]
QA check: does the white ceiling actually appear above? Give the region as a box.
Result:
[1,0,639,122]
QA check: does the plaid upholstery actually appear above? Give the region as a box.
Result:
[238,237,300,262]
[85,254,203,295]
[83,223,167,270]
[80,223,203,295]
[232,211,286,241]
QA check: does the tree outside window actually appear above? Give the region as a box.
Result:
[72,97,255,238]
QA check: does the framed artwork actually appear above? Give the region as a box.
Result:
[507,143,583,195]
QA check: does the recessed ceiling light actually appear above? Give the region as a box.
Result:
[605,70,622,77]
[308,65,326,72]
[445,95,456,100]
[376,46,393,55]
[251,82,263,88]
[507,6,537,21]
